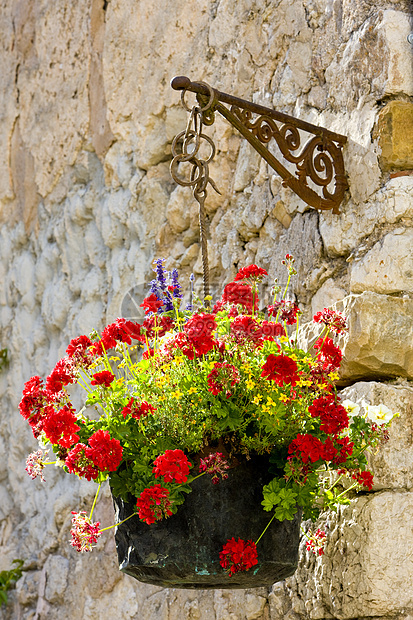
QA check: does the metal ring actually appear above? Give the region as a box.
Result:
[170,156,202,188]
[180,81,216,113]
[172,130,201,162]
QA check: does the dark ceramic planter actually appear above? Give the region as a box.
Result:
[112,454,301,589]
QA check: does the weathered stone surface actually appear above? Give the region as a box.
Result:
[279,491,413,620]
[1,1,413,619]
[340,381,413,490]
[298,292,413,381]
[350,227,413,294]
[376,100,413,171]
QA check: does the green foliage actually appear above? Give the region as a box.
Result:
[0,560,24,606]
[0,348,8,372]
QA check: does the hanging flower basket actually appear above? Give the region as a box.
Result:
[113,452,301,588]
[20,256,397,588]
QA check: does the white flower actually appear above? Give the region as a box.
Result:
[364,402,394,426]
[342,400,360,417]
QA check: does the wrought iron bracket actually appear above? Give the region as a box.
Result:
[171,76,348,214]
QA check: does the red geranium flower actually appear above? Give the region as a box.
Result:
[261,354,299,386]
[314,337,342,369]
[288,434,325,464]
[207,362,240,398]
[268,300,301,325]
[219,538,258,575]
[230,315,262,344]
[142,315,174,339]
[258,321,284,341]
[140,293,164,314]
[65,443,100,481]
[66,335,93,363]
[309,395,349,435]
[222,282,253,313]
[90,371,115,387]
[46,357,77,395]
[199,452,230,484]
[234,264,267,282]
[136,485,173,525]
[42,405,80,448]
[87,430,123,472]
[184,313,217,339]
[153,449,192,484]
[121,398,156,420]
[313,308,347,334]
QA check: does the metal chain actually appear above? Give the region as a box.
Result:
[170,82,219,305]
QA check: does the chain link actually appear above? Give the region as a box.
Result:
[170,82,220,304]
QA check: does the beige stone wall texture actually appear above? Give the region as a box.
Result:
[0,0,412,618]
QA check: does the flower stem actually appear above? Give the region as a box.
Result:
[255,512,277,546]
[89,482,102,521]
[99,512,136,532]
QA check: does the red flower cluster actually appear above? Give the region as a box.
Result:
[234,264,267,282]
[261,354,299,386]
[305,528,327,556]
[42,405,80,448]
[140,293,164,314]
[65,443,100,481]
[121,398,156,420]
[184,313,217,356]
[19,376,48,436]
[309,395,349,435]
[166,332,196,360]
[230,315,262,344]
[288,434,325,464]
[25,449,46,482]
[46,357,77,395]
[88,430,123,472]
[70,511,101,553]
[288,433,354,465]
[219,538,258,575]
[313,308,347,334]
[153,449,192,484]
[66,335,93,366]
[259,321,284,340]
[352,469,374,490]
[221,282,253,313]
[314,337,342,370]
[268,300,301,325]
[199,452,230,484]
[207,362,240,398]
[136,485,173,524]
[142,315,174,340]
[90,371,115,387]
[65,430,122,479]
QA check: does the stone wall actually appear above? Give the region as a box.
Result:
[0,0,412,618]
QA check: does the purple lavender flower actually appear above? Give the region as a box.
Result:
[170,269,183,299]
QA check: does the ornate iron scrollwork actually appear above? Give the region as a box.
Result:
[171,76,348,214]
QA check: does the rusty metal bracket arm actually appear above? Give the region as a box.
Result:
[171,76,348,214]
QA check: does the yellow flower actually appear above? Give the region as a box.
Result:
[246,379,255,390]
[279,336,288,343]
[289,354,298,361]
[252,395,262,405]
[266,397,276,407]
[188,387,197,395]
[172,390,183,399]
[279,393,289,403]
[328,372,340,381]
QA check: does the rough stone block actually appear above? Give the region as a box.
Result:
[298,292,413,382]
[350,227,413,294]
[286,491,413,619]
[376,100,413,171]
[340,381,413,490]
